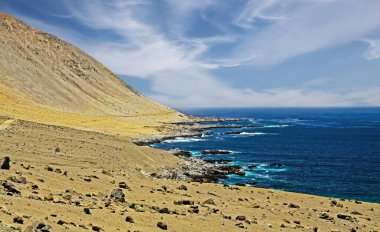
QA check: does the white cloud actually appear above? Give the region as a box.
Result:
[9,0,380,107]
[363,39,380,60]
[234,0,380,65]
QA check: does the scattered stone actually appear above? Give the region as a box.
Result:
[351,211,362,215]
[235,222,244,228]
[203,199,215,205]
[92,225,101,231]
[236,215,246,221]
[13,216,24,224]
[294,220,301,224]
[157,222,168,230]
[337,214,354,222]
[45,166,54,172]
[44,193,54,201]
[319,213,334,221]
[174,200,194,205]
[63,171,68,176]
[8,176,26,184]
[313,227,318,232]
[330,200,337,206]
[55,147,60,153]
[159,208,169,214]
[201,150,232,155]
[177,185,187,191]
[101,170,113,176]
[188,206,199,213]
[54,169,62,173]
[84,208,91,215]
[84,177,91,182]
[1,157,10,170]
[57,220,65,225]
[288,203,300,208]
[118,182,129,189]
[1,181,21,195]
[125,216,134,223]
[24,221,53,232]
[31,185,39,190]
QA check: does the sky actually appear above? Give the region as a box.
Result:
[1,0,380,108]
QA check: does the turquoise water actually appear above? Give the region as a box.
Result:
[153,108,380,203]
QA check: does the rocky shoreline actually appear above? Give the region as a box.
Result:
[134,117,251,184]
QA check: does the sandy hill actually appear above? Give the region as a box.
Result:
[0,13,185,136]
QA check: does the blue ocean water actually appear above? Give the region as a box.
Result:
[153,108,380,203]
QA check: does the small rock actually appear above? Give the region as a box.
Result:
[203,199,215,205]
[92,225,101,231]
[54,169,62,173]
[337,214,354,222]
[110,189,125,202]
[125,216,134,223]
[157,222,167,230]
[177,185,187,191]
[319,213,334,221]
[45,166,54,172]
[159,208,169,214]
[13,216,24,224]
[55,147,60,153]
[118,182,129,189]
[57,220,65,225]
[313,227,318,232]
[288,203,300,208]
[44,193,54,201]
[0,156,10,170]
[84,208,91,215]
[24,221,53,232]
[174,200,194,205]
[235,222,244,228]
[236,215,246,221]
[1,181,21,195]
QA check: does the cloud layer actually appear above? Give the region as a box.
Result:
[4,0,380,107]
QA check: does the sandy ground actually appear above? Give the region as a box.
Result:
[0,118,379,232]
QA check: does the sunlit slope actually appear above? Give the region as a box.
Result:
[0,13,185,135]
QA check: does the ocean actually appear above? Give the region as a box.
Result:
[152,108,380,203]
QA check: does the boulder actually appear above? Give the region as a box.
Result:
[157,222,167,230]
[24,221,53,232]
[0,156,10,170]
[110,189,125,202]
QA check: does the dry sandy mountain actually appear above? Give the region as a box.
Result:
[0,12,186,136]
[0,13,379,232]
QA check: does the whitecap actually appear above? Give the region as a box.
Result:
[163,137,205,143]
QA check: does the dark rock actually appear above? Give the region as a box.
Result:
[288,203,300,208]
[159,208,169,214]
[235,222,244,228]
[236,215,246,221]
[1,181,21,195]
[319,213,334,221]
[110,189,125,202]
[203,199,215,205]
[169,149,192,158]
[24,221,53,232]
[337,214,354,222]
[45,166,54,172]
[8,176,26,184]
[13,216,24,224]
[54,169,62,173]
[177,185,187,191]
[188,206,199,213]
[0,156,10,170]
[84,208,91,215]
[55,147,60,153]
[201,150,232,155]
[57,220,65,225]
[224,131,242,135]
[157,222,168,230]
[217,165,245,175]
[92,225,101,231]
[125,216,134,223]
[118,182,129,189]
[313,227,318,232]
[268,162,284,167]
[174,200,194,205]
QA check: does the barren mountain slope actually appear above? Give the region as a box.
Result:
[0,13,174,117]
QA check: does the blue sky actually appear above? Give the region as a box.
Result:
[1,0,380,107]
